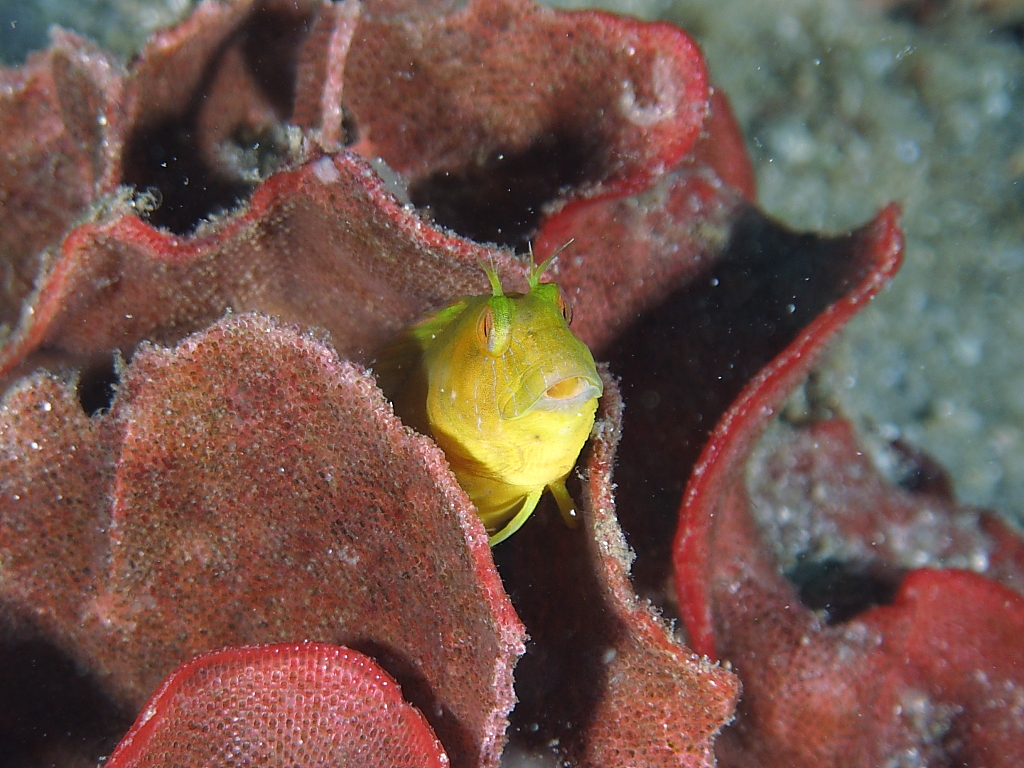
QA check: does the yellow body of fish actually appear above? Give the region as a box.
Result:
[376,258,602,545]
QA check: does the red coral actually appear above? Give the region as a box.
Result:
[674,204,904,657]
[8,0,1018,766]
[104,642,449,768]
[1,5,741,766]
[867,569,1024,767]
[669,195,1024,764]
[702,466,1024,767]
[1,314,523,767]
[746,417,1024,598]
[343,0,708,205]
[0,0,711,387]
[0,31,122,327]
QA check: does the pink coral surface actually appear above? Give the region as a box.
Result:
[1,314,524,768]
[1,0,1021,767]
[104,642,449,768]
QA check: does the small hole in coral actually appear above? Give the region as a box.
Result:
[77,357,120,416]
[886,438,955,499]
[408,131,601,252]
[340,106,360,146]
[786,557,902,624]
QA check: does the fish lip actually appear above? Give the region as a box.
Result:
[532,377,603,413]
[498,365,602,419]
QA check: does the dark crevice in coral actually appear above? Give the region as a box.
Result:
[121,4,313,235]
[786,557,902,624]
[239,4,312,117]
[340,105,360,146]
[0,628,132,768]
[408,131,602,252]
[887,438,956,498]
[345,638,475,767]
[606,205,882,616]
[77,357,119,416]
[495,497,611,759]
[123,119,259,234]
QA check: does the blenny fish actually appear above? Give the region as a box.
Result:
[376,256,602,545]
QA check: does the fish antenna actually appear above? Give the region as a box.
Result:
[482,254,505,297]
[528,238,575,289]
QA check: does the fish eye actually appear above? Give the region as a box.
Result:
[556,290,573,325]
[478,305,494,345]
[476,298,513,356]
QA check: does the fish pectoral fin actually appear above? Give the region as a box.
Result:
[487,490,543,547]
[548,478,580,529]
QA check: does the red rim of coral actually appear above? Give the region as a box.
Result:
[673,203,905,659]
[535,88,753,262]
[103,642,449,768]
[550,8,709,203]
[343,0,709,205]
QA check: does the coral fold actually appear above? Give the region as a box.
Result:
[2,315,524,768]
[670,199,1024,765]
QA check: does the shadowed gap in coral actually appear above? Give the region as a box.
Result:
[606,205,882,619]
[120,3,315,234]
[408,131,603,252]
[493,492,613,760]
[76,355,120,416]
[345,638,475,768]
[0,626,132,768]
[785,557,903,624]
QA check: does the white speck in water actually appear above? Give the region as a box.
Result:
[895,138,920,164]
[770,121,816,164]
[775,15,800,41]
[952,336,983,367]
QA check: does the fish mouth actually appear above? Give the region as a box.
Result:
[545,377,591,401]
[499,366,602,419]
